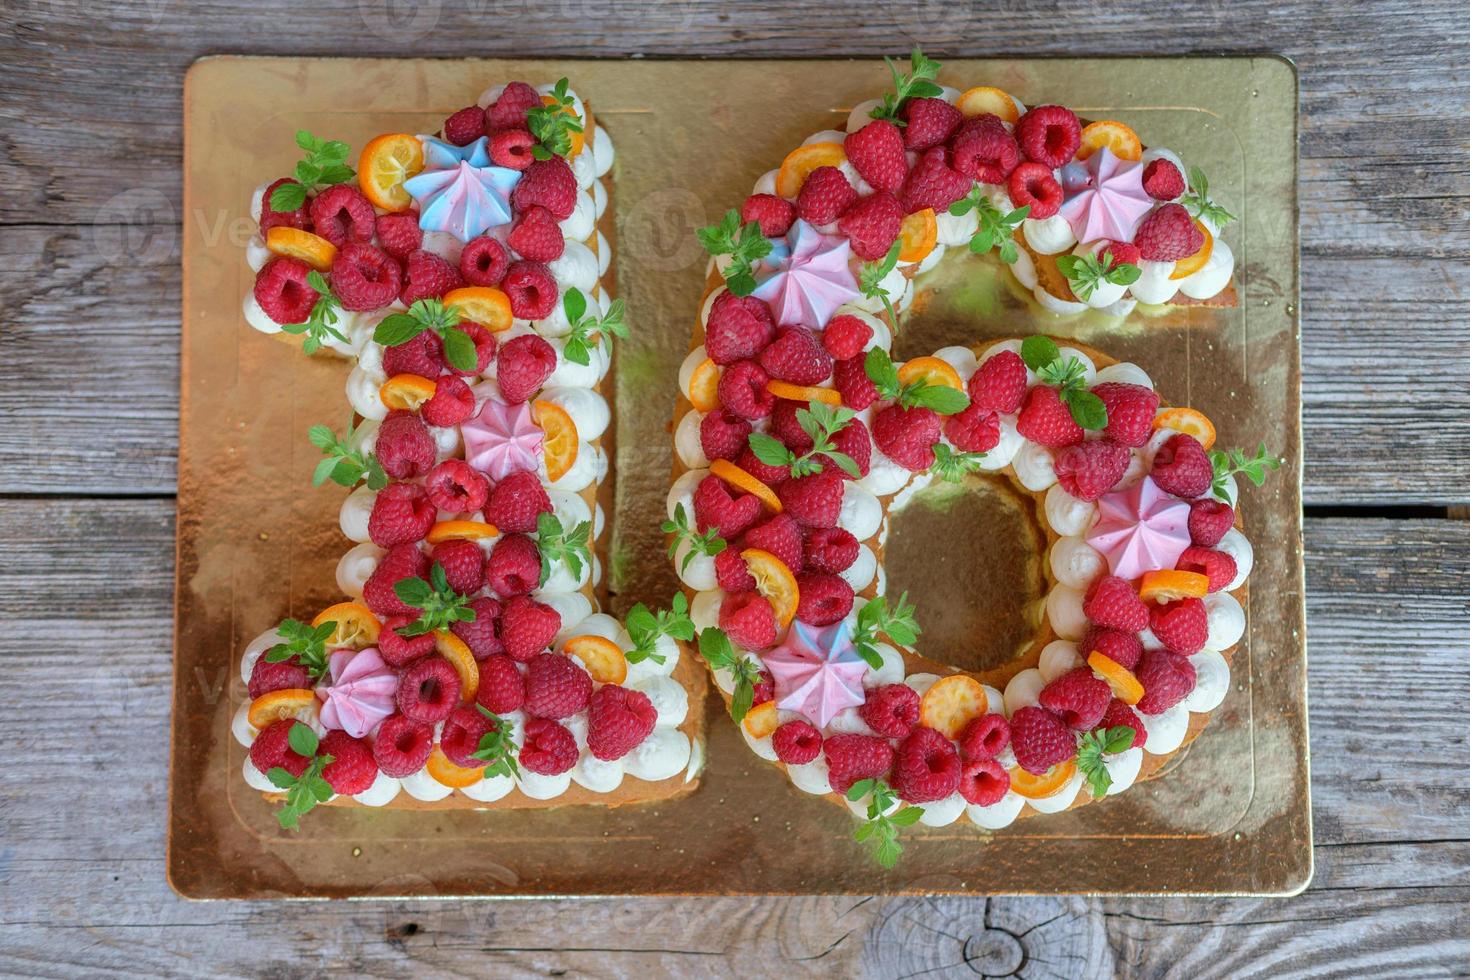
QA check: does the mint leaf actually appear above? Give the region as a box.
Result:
[278,270,347,355]
[1020,335,1109,432]
[561,288,628,367]
[307,418,386,491]
[698,209,773,298]
[536,512,592,587]
[526,77,583,160]
[1208,442,1281,501]
[697,627,761,724]
[372,298,469,369]
[269,748,335,831]
[869,45,944,126]
[1055,250,1141,302]
[849,778,923,868]
[851,593,920,670]
[1076,725,1136,798]
[263,617,337,681]
[660,502,726,574]
[269,129,355,211]
[393,563,476,637]
[1182,166,1236,228]
[625,593,694,665]
[1020,335,1060,372]
[951,190,1029,264]
[471,705,521,780]
[929,443,987,483]
[858,240,903,325]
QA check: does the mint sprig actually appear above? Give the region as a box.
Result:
[660,502,727,574]
[863,347,971,415]
[1055,250,1142,303]
[1208,442,1280,501]
[859,240,903,326]
[536,512,592,588]
[393,562,477,637]
[268,130,356,212]
[697,209,773,297]
[263,617,337,681]
[266,724,335,831]
[847,778,924,868]
[698,627,762,724]
[949,190,1028,264]
[526,77,584,161]
[561,287,628,367]
[869,46,944,127]
[280,270,348,355]
[471,705,521,780]
[624,593,696,666]
[747,401,861,479]
[851,593,920,670]
[373,298,478,372]
[1182,166,1236,228]
[1019,335,1108,431]
[1076,725,1135,798]
[308,419,387,491]
[929,443,987,483]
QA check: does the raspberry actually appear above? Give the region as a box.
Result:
[399,248,463,307]
[743,514,805,572]
[741,193,796,237]
[716,359,776,420]
[511,156,577,220]
[796,166,857,226]
[719,591,778,649]
[253,257,319,325]
[250,720,312,777]
[309,184,375,247]
[1010,705,1077,775]
[362,542,429,618]
[440,704,495,767]
[821,314,872,360]
[489,128,537,171]
[845,120,908,193]
[587,684,658,760]
[485,81,540,132]
[714,548,757,592]
[859,683,921,739]
[1079,625,1143,670]
[1039,666,1112,730]
[759,327,833,385]
[1142,159,1185,201]
[1135,649,1198,714]
[258,178,311,234]
[1134,203,1205,262]
[734,446,787,488]
[453,596,503,660]
[776,471,844,529]
[396,656,462,724]
[838,192,904,261]
[330,243,401,312]
[899,96,962,151]
[432,538,484,595]
[958,757,1010,806]
[803,526,858,573]
[833,354,879,409]
[950,114,1020,183]
[1092,382,1159,448]
[247,653,311,700]
[372,714,434,778]
[446,322,497,378]
[1015,105,1082,168]
[1189,498,1235,547]
[421,375,475,428]
[795,572,854,626]
[476,653,524,713]
[1096,698,1148,751]
[443,105,486,145]
[944,403,1001,453]
[970,350,1028,413]
[368,482,436,548]
[378,615,436,668]
[501,260,558,321]
[376,410,435,479]
[382,330,445,378]
[459,235,510,286]
[704,290,776,365]
[769,399,813,453]
[508,205,565,263]
[891,726,962,804]
[1055,439,1130,502]
[425,459,490,514]
[693,474,762,537]
[752,668,775,706]
[519,718,578,775]
[485,470,552,533]
[484,533,540,597]
[1176,546,1237,593]
[772,720,823,764]
[1016,385,1084,447]
[823,733,895,795]
[319,729,378,795]
[375,210,423,262]
[1151,434,1213,498]
[898,146,972,214]
[496,333,558,403]
[872,404,941,471]
[1099,240,1142,269]
[1084,575,1150,632]
[523,652,593,719]
[1007,162,1064,220]
[499,594,561,661]
[1150,597,1209,656]
[822,418,871,478]
[700,410,751,462]
[958,713,1010,760]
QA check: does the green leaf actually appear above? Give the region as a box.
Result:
[562,286,587,323]
[266,766,297,790]
[697,627,737,671]
[747,432,794,468]
[1020,335,1060,373]
[442,326,478,372]
[1063,389,1108,431]
[869,45,944,125]
[910,384,970,415]
[929,443,987,483]
[268,181,307,212]
[1209,442,1280,500]
[846,779,876,802]
[863,347,902,399]
[392,563,476,637]
[526,77,584,159]
[1183,166,1236,227]
[699,210,773,298]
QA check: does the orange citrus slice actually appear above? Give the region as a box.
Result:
[1169,220,1215,280]
[688,357,722,412]
[247,689,318,730]
[956,86,1020,124]
[264,226,338,271]
[709,459,783,513]
[1010,760,1078,800]
[541,94,585,157]
[532,399,580,483]
[435,631,479,704]
[740,549,800,628]
[742,700,780,740]
[1138,569,1210,603]
[765,380,843,406]
[379,373,438,411]
[897,356,964,392]
[311,601,381,648]
[1087,651,1145,706]
[425,520,499,545]
[357,133,424,212]
[564,634,628,685]
[897,208,938,263]
[425,747,486,789]
[443,286,514,333]
[775,142,847,198]
[1077,120,1143,162]
[1152,407,1217,450]
[919,674,989,739]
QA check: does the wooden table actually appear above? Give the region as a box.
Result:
[2,1,1467,974]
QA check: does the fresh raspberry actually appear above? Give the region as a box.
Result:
[716,359,776,420]
[970,350,1028,413]
[898,146,971,214]
[950,114,1020,183]
[496,333,558,403]
[319,729,378,795]
[501,260,558,320]
[823,734,895,795]
[1084,575,1150,632]
[1007,161,1064,220]
[795,572,854,626]
[396,656,461,724]
[476,653,524,713]
[1039,666,1113,730]
[1016,385,1084,447]
[308,184,375,247]
[1079,625,1143,670]
[872,404,941,471]
[1189,499,1235,547]
[804,526,858,573]
[250,720,312,777]
[958,713,1010,760]
[1142,159,1185,201]
[1009,705,1077,775]
[751,668,775,706]
[247,654,310,700]
[821,314,872,360]
[1092,382,1159,448]
[587,684,658,761]
[1150,598,1209,656]
[499,594,561,661]
[1098,240,1143,269]
[890,726,962,804]
[741,193,796,237]
[376,410,435,479]
[368,482,436,548]
[859,683,921,739]
[330,243,401,312]
[510,156,577,220]
[425,459,490,514]
[833,354,879,410]
[440,704,495,767]
[759,327,833,386]
[719,591,778,649]
[1151,433,1213,498]
[957,757,1010,806]
[743,513,805,572]
[772,720,823,765]
[838,192,904,260]
[485,81,540,132]
[1134,203,1205,262]
[445,321,497,378]
[776,471,844,529]
[845,120,908,193]
[1095,698,1148,751]
[378,615,436,668]
[714,548,757,592]
[485,470,552,533]
[944,403,1002,454]
[735,448,788,490]
[703,290,776,365]
[1135,649,1198,714]
[795,166,857,226]
[459,235,510,286]
[253,257,319,325]
[699,410,751,462]
[421,375,476,428]
[399,248,463,306]
[769,399,813,453]
[523,652,593,719]
[899,96,962,151]
[1015,105,1082,168]
[432,538,484,595]
[362,542,429,618]
[452,596,504,660]
[508,205,566,263]
[443,105,486,145]
[258,178,311,234]
[519,718,578,775]
[693,474,762,537]
[375,210,423,262]
[821,417,872,478]
[382,330,445,377]
[489,128,537,171]
[1176,546,1237,593]
[372,714,434,778]
[1055,439,1130,502]
[484,533,540,597]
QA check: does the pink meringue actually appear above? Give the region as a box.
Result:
[403,158,520,242]
[317,648,398,739]
[461,397,543,481]
[1058,147,1154,245]
[1086,476,1192,580]
[763,619,867,730]
[750,220,861,330]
